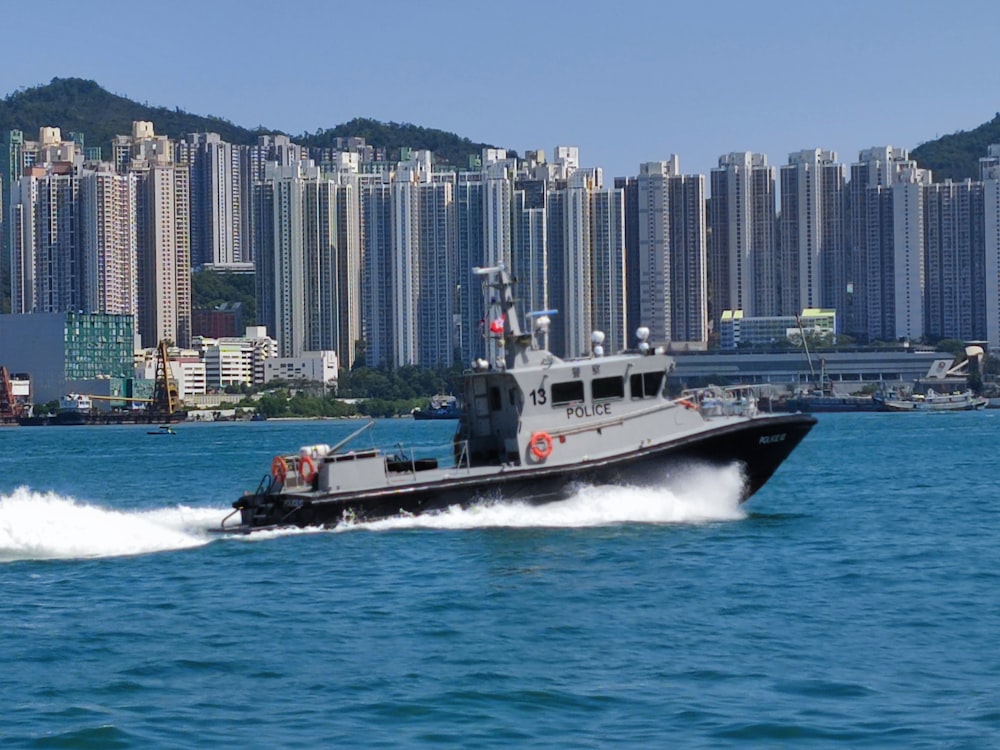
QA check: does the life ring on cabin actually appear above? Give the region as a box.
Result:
[676,399,697,410]
[299,455,317,484]
[271,455,288,482]
[529,431,554,460]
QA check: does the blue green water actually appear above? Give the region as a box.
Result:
[1,414,999,748]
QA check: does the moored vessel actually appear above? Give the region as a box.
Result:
[878,387,987,412]
[219,266,816,533]
[411,394,460,420]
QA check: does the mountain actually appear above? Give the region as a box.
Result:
[911,113,1000,181]
[0,77,502,166]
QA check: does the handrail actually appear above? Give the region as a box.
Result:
[329,420,376,455]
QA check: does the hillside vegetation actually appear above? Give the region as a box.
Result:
[911,113,1000,181]
[191,270,256,324]
[0,78,500,167]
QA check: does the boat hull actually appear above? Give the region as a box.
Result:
[784,395,883,413]
[222,413,816,532]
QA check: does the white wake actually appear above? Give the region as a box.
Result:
[0,464,748,558]
[0,487,226,561]
[346,463,748,532]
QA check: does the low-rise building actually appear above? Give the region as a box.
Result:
[720,309,837,349]
[264,350,338,386]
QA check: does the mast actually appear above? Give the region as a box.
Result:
[152,341,177,418]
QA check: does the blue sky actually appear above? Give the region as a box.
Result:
[4,0,998,179]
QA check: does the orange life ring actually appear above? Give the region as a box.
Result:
[300,455,317,484]
[271,455,288,482]
[530,431,553,460]
[676,399,697,410]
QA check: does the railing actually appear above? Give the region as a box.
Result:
[680,385,759,418]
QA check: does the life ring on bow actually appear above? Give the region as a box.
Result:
[271,455,288,482]
[676,399,697,410]
[299,455,317,484]
[529,432,553,460]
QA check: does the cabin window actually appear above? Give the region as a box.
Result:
[551,380,585,405]
[490,386,502,411]
[630,371,665,399]
[592,376,624,401]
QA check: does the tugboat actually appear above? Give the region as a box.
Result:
[218,266,816,533]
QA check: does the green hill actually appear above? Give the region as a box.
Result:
[911,113,1000,181]
[0,77,502,166]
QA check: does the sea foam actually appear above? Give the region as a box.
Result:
[347,463,747,532]
[0,487,225,561]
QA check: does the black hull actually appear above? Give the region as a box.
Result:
[16,411,187,427]
[784,396,884,413]
[223,414,816,532]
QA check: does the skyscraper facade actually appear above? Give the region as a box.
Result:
[779,149,847,317]
[709,153,777,326]
[179,132,243,269]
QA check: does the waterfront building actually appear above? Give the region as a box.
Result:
[709,152,778,325]
[718,308,837,350]
[779,149,847,317]
[670,347,949,393]
[196,328,276,389]
[135,346,206,398]
[0,311,134,403]
[263,350,338,386]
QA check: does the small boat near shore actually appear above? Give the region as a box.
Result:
[411,394,460,420]
[217,265,816,533]
[878,388,988,412]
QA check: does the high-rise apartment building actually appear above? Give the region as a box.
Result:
[923,179,986,342]
[984,158,1000,350]
[254,160,353,360]
[388,152,456,368]
[179,132,243,269]
[359,174,394,368]
[112,121,191,348]
[590,181,626,354]
[455,171,485,366]
[512,176,548,337]
[849,146,914,340]
[709,153,777,327]
[79,165,138,316]
[779,149,847,318]
[636,158,708,347]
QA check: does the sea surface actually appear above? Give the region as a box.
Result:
[1,413,999,748]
